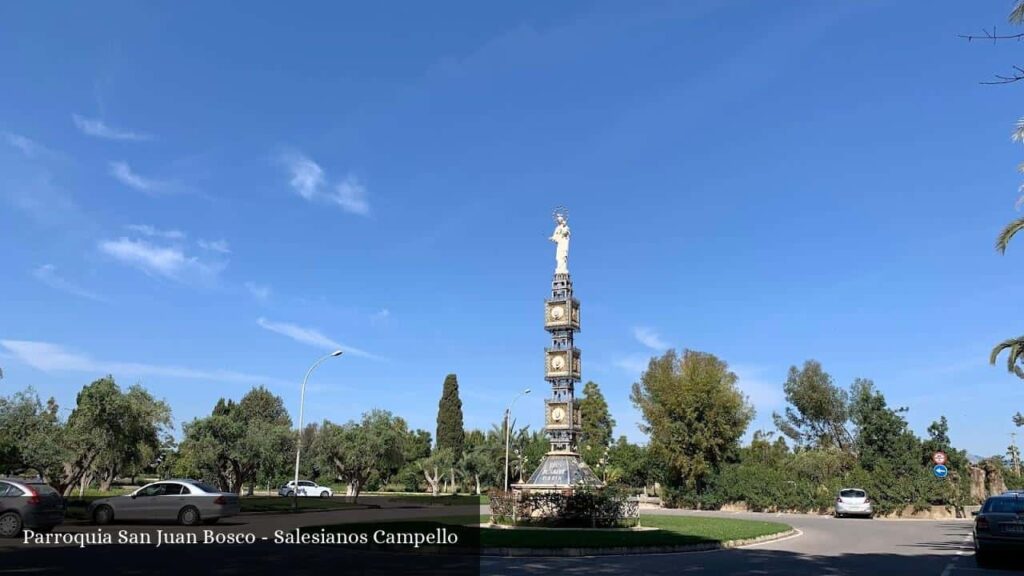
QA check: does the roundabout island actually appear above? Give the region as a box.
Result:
[299,511,794,557]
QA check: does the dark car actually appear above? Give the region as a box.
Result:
[88,479,240,526]
[973,493,1024,564]
[0,478,66,538]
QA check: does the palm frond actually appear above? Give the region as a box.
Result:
[1013,1,1024,24]
[996,216,1024,254]
[991,337,1024,380]
[1015,117,1024,143]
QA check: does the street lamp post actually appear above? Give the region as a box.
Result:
[292,350,342,511]
[503,388,531,493]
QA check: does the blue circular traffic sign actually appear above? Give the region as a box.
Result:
[933,464,948,479]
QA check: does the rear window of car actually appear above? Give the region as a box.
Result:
[840,489,866,498]
[26,483,58,495]
[984,498,1024,513]
[190,482,220,494]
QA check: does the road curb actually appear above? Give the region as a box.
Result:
[479,528,799,557]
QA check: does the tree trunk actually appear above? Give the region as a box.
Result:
[99,467,116,492]
[474,474,481,496]
[422,466,441,496]
[351,477,364,504]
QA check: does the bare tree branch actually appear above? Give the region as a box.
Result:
[958,27,1024,42]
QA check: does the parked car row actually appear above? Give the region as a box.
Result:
[0,477,244,538]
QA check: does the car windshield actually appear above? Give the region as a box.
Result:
[985,498,1024,514]
[840,490,866,498]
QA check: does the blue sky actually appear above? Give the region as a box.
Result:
[2,1,1024,456]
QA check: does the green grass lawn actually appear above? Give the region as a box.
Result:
[300,513,790,550]
[239,496,362,513]
[372,494,488,506]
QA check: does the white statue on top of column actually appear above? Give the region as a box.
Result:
[549,209,570,274]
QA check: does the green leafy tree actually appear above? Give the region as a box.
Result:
[405,429,432,462]
[313,410,407,501]
[0,388,64,479]
[458,446,494,495]
[631,349,754,495]
[606,436,651,489]
[578,381,615,467]
[177,386,293,494]
[848,379,932,512]
[435,374,465,491]
[772,360,852,451]
[509,426,548,483]
[93,384,171,491]
[418,448,454,496]
[52,377,172,495]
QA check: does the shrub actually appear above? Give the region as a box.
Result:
[488,486,637,527]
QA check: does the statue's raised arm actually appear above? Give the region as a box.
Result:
[550,210,570,274]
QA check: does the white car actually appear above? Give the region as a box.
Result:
[277,480,333,498]
[834,488,873,518]
[88,479,240,526]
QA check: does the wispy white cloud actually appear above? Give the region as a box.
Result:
[3,132,43,157]
[278,150,370,216]
[244,282,271,303]
[281,151,325,200]
[331,175,370,215]
[614,353,652,375]
[72,114,152,141]
[109,161,165,193]
[197,238,231,254]
[632,326,669,351]
[126,224,186,240]
[0,340,278,385]
[32,264,106,302]
[256,317,378,359]
[370,308,391,326]
[98,237,224,282]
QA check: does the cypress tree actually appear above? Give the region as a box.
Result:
[436,374,465,457]
[579,381,615,466]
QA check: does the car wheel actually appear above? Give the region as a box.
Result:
[285,490,295,498]
[320,491,330,498]
[92,505,114,526]
[975,548,993,568]
[0,512,22,538]
[178,506,201,526]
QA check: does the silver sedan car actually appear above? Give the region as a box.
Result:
[834,488,873,518]
[88,480,240,526]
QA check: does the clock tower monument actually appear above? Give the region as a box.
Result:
[515,208,602,490]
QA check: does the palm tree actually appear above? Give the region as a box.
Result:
[992,211,1024,378]
[991,337,1024,379]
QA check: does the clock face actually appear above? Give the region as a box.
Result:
[550,355,566,370]
[550,305,565,320]
[551,407,566,422]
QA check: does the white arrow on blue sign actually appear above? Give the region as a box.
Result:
[933,464,948,479]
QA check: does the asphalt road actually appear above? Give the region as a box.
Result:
[481,509,1013,576]
[1,505,1021,575]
